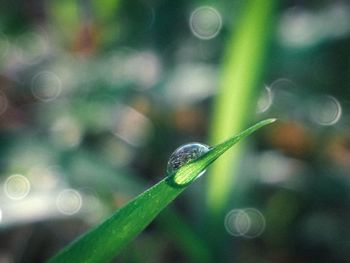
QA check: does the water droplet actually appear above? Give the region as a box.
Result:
[189,6,222,40]
[4,174,31,200]
[167,143,209,176]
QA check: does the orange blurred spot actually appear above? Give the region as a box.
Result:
[268,121,313,157]
[73,21,98,56]
[327,136,350,167]
[173,106,206,135]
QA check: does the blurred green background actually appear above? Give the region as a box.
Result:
[0,0,350,262]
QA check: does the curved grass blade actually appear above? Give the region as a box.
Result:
[169,118,276,187]
[47,118,275,263]
[48,179,184,263]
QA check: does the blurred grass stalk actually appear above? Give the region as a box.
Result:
[207,0,277,215]
[159,209,215,263]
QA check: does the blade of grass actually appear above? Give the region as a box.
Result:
[170,119,276,187]
[48,179,183,263]
[73,148,214,263]
[207,0,278,215]
[47,119,275,263]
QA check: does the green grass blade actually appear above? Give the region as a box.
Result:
[47,119,275,263]
[48,180,184,263]
[170,118,276,187]
[207,0,278,215]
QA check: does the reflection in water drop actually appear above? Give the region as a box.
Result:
[31,71,62,102]
[0,90,8,115]
[167,143,210,176]
[257,86,273,113]
[309,95,342,126]
[224,208,266,238]
[189,6,222,40]
[56,189,82,215]
[4,174,31,200]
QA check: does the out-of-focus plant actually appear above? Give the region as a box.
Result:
[207,0,278,215]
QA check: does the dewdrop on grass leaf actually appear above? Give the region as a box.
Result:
[167,143,210,177]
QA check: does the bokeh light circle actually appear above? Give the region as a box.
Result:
[241,208,266,238]
[270,78,299,118]
[31,71,62,102]
[189,6,222,40]
[4,174,31,200]
[257,86,273,113]
[224,209,250,236]
[309,95,342,126]
[224,208,266,238]
[56,189,82,215]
